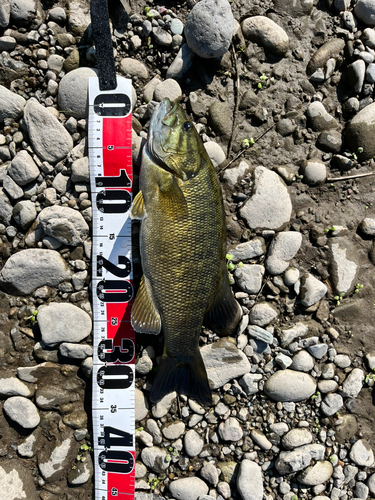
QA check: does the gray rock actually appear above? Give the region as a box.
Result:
[120,58,149,80]
[218,417,243,442]
[169,477,209,500]
[229,237,266,263]
[48,54,64,74]
[209,100,233,137]
[200,462,219,486]
[239,167,292,231]
[290,350,314,372]
[306,101,338,131]
[270,422,289,436]
[275,353,292,369]
[0,248,71,295]
[346,102,375,160]
[204,141,226,169]
[308,344,328,359]
[201,338,250,389]
[355,0,375,26]
[135,388,149,421]
[141,447,169,473]
[0,188,13,224]
[250,429,272,450]
[59,342,93,359]
[239,373,262,395]
[68,0,90,36]
[12,200,37,230]
[282,429,313,450]
[234,264,264,294]
[68,454,93,485]
[320,393,343,416]
[58,67,99,119]
[24,98,73,163]
[154,79,182,102]
[266,232,302,275]
[273,0,313,16]
[171,18,184,35]
[0,376,32,397]
[166,44,195,80]
[52,172,70,194]
[184,429,204,457]
[71,156,89,183]
[340,368,364,399]
[0,84,26,122]
[237,460,263,500]
[17,362,59,383]
[359,218,375,236]
[3,396,40,428]
[153,27,172,46]
[152,391,176,418]
[275,444,325,474]
[38,302,92,345]
[350,440,374,467]
[185,0,234,58]
[38,205,89,246]
[300,160,327,186]
[0,0,10,28]
[18,430,39,457]
[0,460,38,500]
[241,16,289,56]
[355,482,369,500]
[248,325,273,344]
[249,302,278,327]
[317,130,342,153]
[3,174,24,201]
[299,273,327,307]
[368,473,375,494]
[162,421,185,440]
[135,355,153,375]
[8,150,40,186]
[146,419,162,445]
[223,160,251,187]
[264,369,317,402]
[35,385,71,410]
[329,238,358,294]
[81,357,92,377]
[365,352,375,371]
[10,0,40,25]
[318,379,338,393]
[297,461,333,486]
[38,434,75,481]
[347,59,366,93]
[48,6,66,22]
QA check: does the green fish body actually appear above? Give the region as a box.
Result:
[130,99,241,405]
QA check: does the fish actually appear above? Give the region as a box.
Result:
[130,98,241,406]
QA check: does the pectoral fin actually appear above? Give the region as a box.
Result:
[130,190,147,220]
[204,268,242,336]
[159,176,188,221]
[131,276,161,334]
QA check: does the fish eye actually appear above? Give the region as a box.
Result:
[183,121,192,131]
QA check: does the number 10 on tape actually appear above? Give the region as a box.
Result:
[88,76,135,499]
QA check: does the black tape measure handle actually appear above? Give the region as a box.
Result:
[90,0,117,91]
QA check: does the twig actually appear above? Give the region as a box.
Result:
[220,123,276,173]
[176,394,182,419]
[327,171,375,182]
[227,45,240,159]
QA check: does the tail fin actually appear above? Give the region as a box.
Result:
[150,352,212,406]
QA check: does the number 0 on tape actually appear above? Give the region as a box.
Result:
[88,76,135,499]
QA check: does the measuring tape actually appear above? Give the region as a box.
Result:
[88,75,135,499]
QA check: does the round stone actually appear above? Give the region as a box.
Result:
[264,369,317,402]
[350,439,374,467]
[237,460,263,500]
[249,302,278,327]
[241,16,289,56]
[154,79,182,102]
[58,67,99,119]
[297,461,333,486]
[184,429,204,457]
[3,396,40,429]
[282,429,313,450]
[169,477,209,500]
[300,160,327,186]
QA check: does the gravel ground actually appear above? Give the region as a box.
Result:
[1,0,375,499]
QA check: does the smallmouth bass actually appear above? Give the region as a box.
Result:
[130,98,241,405]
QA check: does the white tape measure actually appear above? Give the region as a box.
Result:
[88,76,135,499]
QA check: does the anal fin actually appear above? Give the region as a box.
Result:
[204,268,241,336]
[131,276,161,334]
[130,190,147,220]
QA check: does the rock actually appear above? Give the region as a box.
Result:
[59,342,93,359]
[0,189,12,225]
[239,167,292,231]
[3,396,40,428]
[282,429,313,450]
[135,354,152,375]
[306,101,338,131]
[152,392,176,418]
[320,393,343,416]
[229,238,266,262]
[68,0,90,36]
[120,58,149,79]
[297,461,333,486]
[48,6,66,23]
[38,206,89,246]
[249,302,278,327]
[234,264,264,294]
[317,130,342,153]
[38,302,92,345]
[0,376,32,397]
[10,0,40,25]
[204,142,226,169]
[239,373,262,395]
[0,84,26,121]
[17,362,59,383]
[300,160,327,186]
[166,44,195,80]
[35,385,71,409]
[23,98,73,163]
[250,429,272,450]
[273,0,313,16]
[275,444,325,474]
[290,350,314,372]
[135,388,149,421]
[347,59,366,93]
[328,238,358,294]
[275,353,292,369]
[58,67,98,119]
[368,473,375,494]
[200,462,219,486]
[154,79,182,102]
[318,379,338,393]
[169,477,209,500]
[223,160,251,186]
[350,440,374,467]
[299,273,327,307]
[279,322,310,347]
[3,174,23,201]
[141,447,169,473]
[38,434,75,482]
[0,0,11,28]
[241,16,289,56]
[359,218,375,236]
[0,248,71,295]
[68,454,93,485]
[153,27,172,46]
[184,429,204,457]
[308,343,328,359]
[340,368,364,399]
[18,430,40,457]
[162,421,185,440]
[248,325,273,344]
[209,100,233,137]
[355,0,375,27]
[237,460,263,500]
[218,417,243,442]
[335,414,358,444]
[346,102,375,160]
[184,0,234,58]
[201,338,250,389]
[71,156,89,183]
[12,200,37,230]
[0,460,38,500]
[8,150,40,186]
[264,369,317,402]
[266,232,302,275]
